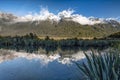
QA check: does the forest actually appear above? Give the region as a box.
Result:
[0,33,118,53]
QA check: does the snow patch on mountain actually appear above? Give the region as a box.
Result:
[15,8,104,25]
[16,8,60,22]
[0,12,17,21]
[0,8,120,25]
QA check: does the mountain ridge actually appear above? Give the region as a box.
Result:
[0,11,120,39]
[0,10,120,25]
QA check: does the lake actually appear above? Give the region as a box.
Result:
[0,48,91,80]
[0,38,119,80]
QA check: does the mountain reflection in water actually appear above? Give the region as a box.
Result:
[0,49,90,80]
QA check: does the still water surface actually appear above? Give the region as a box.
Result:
[0,49,89,80]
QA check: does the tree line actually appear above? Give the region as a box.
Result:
[0,33,115,53]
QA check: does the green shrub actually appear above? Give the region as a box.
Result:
[76,50,120,80]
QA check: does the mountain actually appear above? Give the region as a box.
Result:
[0,12,17,22]
[0,11,120,39]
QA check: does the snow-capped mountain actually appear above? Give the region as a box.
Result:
[0,9,120,25]
[0,12,17,22]
[0,9,120,38]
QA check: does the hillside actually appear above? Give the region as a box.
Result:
[0,12,120,39]
[107,31,120,39]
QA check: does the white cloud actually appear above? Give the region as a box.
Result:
[16,8,60,22]
[57,10,103,25]
[1,8,120,25]
[14,8,104,25]
[58,9,74,18]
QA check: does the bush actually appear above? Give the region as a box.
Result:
[76,50,120,80]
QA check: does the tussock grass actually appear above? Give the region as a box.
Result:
[76,50,120,80]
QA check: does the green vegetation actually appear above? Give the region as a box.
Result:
[76,50,120,80]
[0,33,115,53]
[108,31,120,39]
[0,21,120,38]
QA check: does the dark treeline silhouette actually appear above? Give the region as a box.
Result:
[108,31,120,39]
[0,33,117,53]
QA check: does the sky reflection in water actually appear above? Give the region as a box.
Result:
[0,49,86,80]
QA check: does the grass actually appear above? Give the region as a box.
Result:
[0,20,120,38]
[76,50,120,80]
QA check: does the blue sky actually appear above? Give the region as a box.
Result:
[0,0,120,18]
